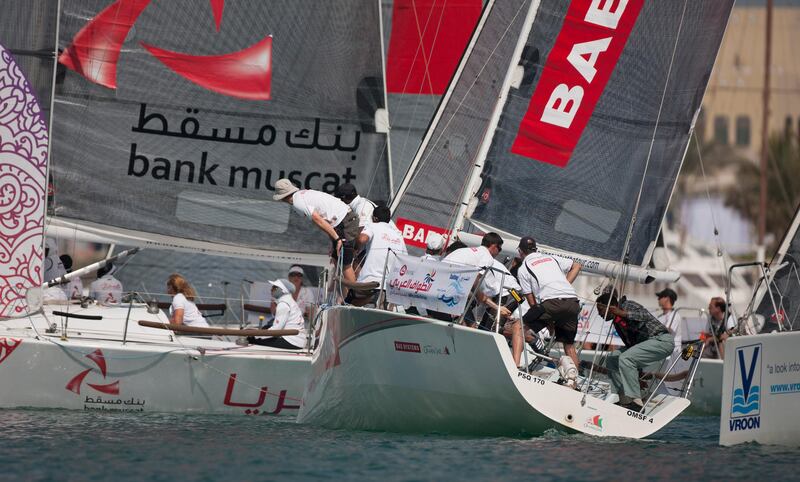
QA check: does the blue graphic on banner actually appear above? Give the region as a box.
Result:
[731,344,762,418]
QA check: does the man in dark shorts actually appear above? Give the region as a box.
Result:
[273,178,359,284]
[512,236,582,368]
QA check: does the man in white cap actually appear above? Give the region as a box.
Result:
[273,178,360,284]
[248,279,307,350]
[288,265,316,321]
[420,232,445,262]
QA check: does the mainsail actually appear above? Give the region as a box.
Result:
[50,0,390,264]
[393,0,734,269]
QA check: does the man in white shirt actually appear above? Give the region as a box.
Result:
[348,206,407,306]
[273,178,360,285]
[335,183,377,228]
[441,232,510,324]
[248,279,307,350]
[655,288,683,360]
[288,265,317,321]
[420,232,445,262]
[89,262,124,305]
[512,236,582,368]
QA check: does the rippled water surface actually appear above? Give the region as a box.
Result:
[0,410,797,481]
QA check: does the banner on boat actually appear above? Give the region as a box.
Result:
[576,302,623,346]
[386,253,479,316]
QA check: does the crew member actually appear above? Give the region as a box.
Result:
[90,262,124,306]
[287,265,317,322]
[335,183,377,228]
[706,296,736,359]
[350,206,407,306]
[442,232,509,324]
[248,279,307,350]
[421,232,445,262]
[166,273,209,327]
[655,288,682,361]
[60,255,84,300]
[595,291,675,411]
[273,178,360,285]
[510,237,582,368]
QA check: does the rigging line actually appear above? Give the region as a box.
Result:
[405,0,529,188]
[693,131,731,281]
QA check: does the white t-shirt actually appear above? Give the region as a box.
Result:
[272,293,307,348]
[90,275,123,305]
[517,252,576,302]
[67,277,84,299]
[295,286,317,317]
[481,260,521,298]
[170,293,209,327]
[291,189,350,227]
[349,195,376,227]
[358,222,408,285]
[657,309,683,354]
[443,246,495,271]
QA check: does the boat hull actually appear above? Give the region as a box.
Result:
[0,305,310,415]
[299,306,689,437]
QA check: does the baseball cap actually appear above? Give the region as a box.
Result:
[518,236,537,252]
[268,279,296,295]
[656,288,677,303]
[288,265,304,276]
[334,183,357,200]
[426,232,445,251]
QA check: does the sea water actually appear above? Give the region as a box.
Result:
[0,410,797,481]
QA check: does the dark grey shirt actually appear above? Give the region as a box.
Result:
[613,299,670,347]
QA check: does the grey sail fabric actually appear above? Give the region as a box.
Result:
[469,0,734,266]
[757,207,800,333]
[51,0,389,259]
[392,0,531,228]
[0,1,58,124]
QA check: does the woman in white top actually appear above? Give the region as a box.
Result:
[248,279,306,350]
[166,273,209,328]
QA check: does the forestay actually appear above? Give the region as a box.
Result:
[386,253,479,315]
[50,0,390,261]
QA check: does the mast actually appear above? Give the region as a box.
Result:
[452,0,542,233]
[758,0,773,257]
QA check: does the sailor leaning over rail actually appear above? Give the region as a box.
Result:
[510,236,582,369]
[438,233,509,325]
[273,178,360,287]
[595,290,674,412]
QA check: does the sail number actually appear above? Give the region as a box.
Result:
[626,410,654,424]
[517,372,545,385]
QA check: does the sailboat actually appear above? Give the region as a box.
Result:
[298,0,735,437]
[720,204,800,446]
[0,0,391,414]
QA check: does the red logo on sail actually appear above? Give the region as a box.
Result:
[0,338,22,365]
[396,217,450,249]
[510,0,644,167]
[59,0,272,100]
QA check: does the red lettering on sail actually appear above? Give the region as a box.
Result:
[396,217,450,249]
[510,0,644,167]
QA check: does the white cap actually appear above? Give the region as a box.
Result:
[268,279,296,295]
[426,232,445,251]
[288,265,304,276]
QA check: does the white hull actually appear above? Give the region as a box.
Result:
[299,307,690,437]
[567,349,723,416]
[0,304,310,415]
[720,331,800,446]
